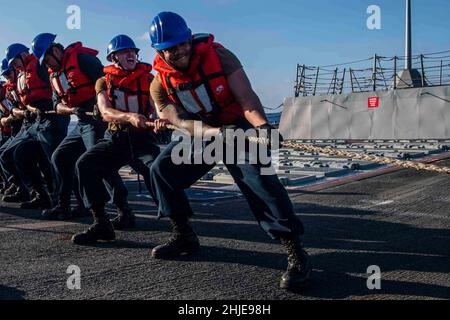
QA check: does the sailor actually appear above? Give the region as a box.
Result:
[5,43,69,209]
[31,33,129,220]
[71,35,163,244]
[148,12,312,291]
[0,78,13,191]
[0,60,25,195]
[0,43,52,209]
[0,82,12,146]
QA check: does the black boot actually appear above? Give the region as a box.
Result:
[279,236,312,291]
[20,186,52,210]
[3,183,18,197]
[111,201,135,230]
[30,189,38,200]
[2,187,30,203]
[151,217,200,259]
[41,194,72,220]
[70,200,91,218]
[71,207,115,245]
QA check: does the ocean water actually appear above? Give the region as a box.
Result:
[267,112,281,125]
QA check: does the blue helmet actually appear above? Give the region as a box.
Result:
[31,33,57,65]
[5,43,29,66]
[1,58,10,76]
[150,12,192,51]
[107,35,140,62]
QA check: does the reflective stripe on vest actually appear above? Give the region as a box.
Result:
[1,98,14,112]
[51,72,70,96]
[175,84,214,114]
[17,73,27,94]
[8,89,20,105]
[112,90,140,113]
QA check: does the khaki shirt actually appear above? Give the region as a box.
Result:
[95,76,108,95]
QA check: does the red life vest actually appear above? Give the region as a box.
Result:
[0,82,17,113]
[0,83,8,114]
[49,42,98,107]
[0,83,12,136]
[16,55,52,105]
[153,34,244,126]
[4,82,22,110]
[104,63,154,116]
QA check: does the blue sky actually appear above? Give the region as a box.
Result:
[1,0,449,111]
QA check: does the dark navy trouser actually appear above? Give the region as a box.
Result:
[51,118,128,205]
[0,135,10,146]
[0,136,13,184]
[0,119,27,185]
[14,115,69,192]
[149,120,304,240]
[0,121,37,189]
[76,129,160,210]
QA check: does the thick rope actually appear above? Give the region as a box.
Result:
[147,122,450,175]
[280,140,450,175]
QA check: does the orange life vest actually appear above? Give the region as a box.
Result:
[49,42,98,107]
[104,63,154,116]
[16,55,52,105]
[153,34,244,126]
